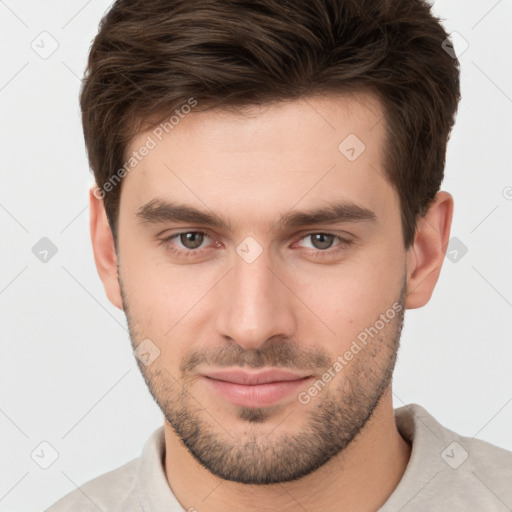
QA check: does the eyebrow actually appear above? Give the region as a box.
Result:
[136,198,376,232]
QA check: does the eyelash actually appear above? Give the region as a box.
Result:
[159,230,353,260]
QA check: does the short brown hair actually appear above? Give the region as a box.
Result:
[81,0,460,247]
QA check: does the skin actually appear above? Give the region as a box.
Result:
[90,92,453,512]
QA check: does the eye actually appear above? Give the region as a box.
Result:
[297,233,348,250]
[299,233,337,250]
[161,230,214,256]
[159,230,352,260]
[176,231,208,250]
[294,232,353,260]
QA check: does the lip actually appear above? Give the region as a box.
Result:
[203,368,311,385]
[201,368,313,408]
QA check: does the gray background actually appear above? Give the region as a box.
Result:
[1,1,511,510]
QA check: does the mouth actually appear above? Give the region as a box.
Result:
[200,368,314,408]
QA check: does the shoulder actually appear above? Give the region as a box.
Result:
[44,457,140,512]
[452,426,512,503]
[384,404,512,511]
[44,427,168,512]
[402,403,512,475]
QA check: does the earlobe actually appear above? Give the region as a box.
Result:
[405,191,454,309]
[89,185,123,310]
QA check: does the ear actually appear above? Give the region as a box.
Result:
[89,185,123,310]
[405,191,453,309]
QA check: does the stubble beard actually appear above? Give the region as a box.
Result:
[122,279,406,484]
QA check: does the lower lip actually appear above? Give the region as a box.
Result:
[203,376,312,408]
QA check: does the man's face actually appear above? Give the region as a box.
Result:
[116,93,408,483]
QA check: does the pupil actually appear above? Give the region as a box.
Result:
[312,233,333,250]
[181,232,204,249]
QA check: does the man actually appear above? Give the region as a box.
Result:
[46,0,512,510]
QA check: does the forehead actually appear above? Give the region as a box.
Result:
[120,92,396,228]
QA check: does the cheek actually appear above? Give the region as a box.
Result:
[118,238,174,336]
[298,245,405,347]
[119,239,220,355]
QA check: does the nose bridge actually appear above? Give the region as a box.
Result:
[215,245,296,350]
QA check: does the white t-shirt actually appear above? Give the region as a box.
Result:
[45,404,512,511]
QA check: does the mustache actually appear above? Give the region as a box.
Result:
[180,338,331,374]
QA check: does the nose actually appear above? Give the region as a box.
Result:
[215,245,297,351]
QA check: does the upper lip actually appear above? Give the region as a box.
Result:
[202,369,312,385]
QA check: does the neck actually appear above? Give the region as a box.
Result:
[163,387,411,512]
